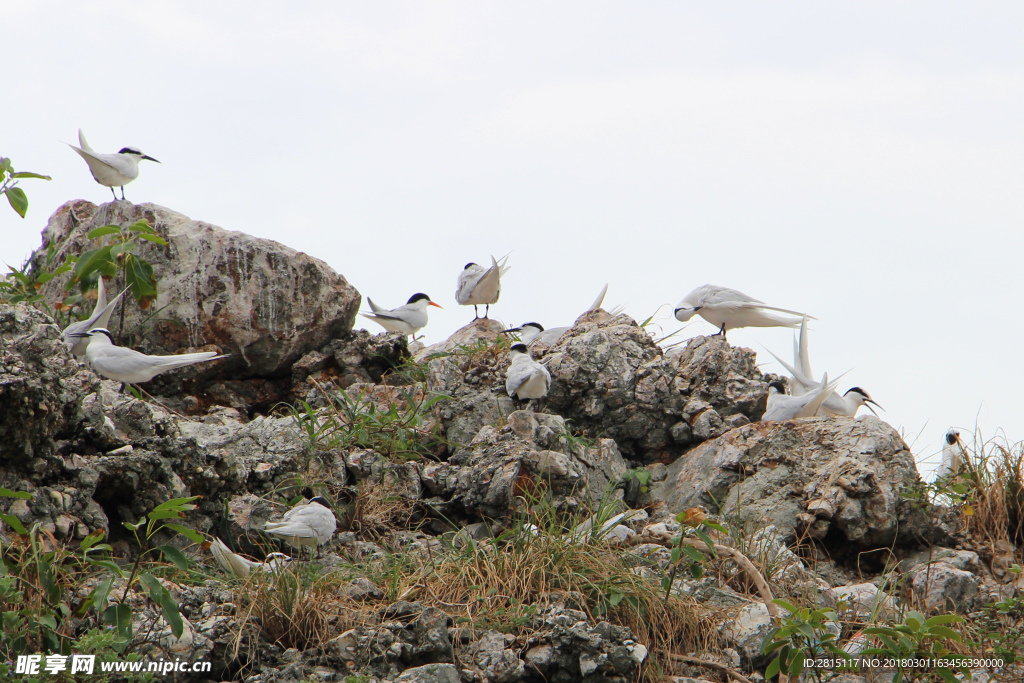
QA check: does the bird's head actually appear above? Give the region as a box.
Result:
[845,387,882,416]
[945,429,961,446]
[767,380,786,395]
[510,343,530,356]
[118,147,160,163]
[673,304,698,322]
[408,293,442,308]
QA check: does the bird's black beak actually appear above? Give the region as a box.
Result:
[68,332,91,338]
[501,327,521,334]
[864,399,883,416]
[143,155,161,163]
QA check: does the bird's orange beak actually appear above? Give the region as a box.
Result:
[429,301,443,308]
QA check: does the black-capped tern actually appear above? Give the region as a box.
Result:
[936,428,966,479]
[761,374,840,421]
[456,255,510,319]
[674,284,810,338]
[505,343,551,409]
[264,496,337,558]
[765,318,882,417]
[503,284,622,347]
[361,293,442,339]
[67,129,159,201]
[71,328,226,385]
[61,278,129,357]
[210,538,290,579]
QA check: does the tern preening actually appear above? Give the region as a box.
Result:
[505,343,551,410]
[361,293,442,339]
[456,255,510,319]
[761,374,840,422]
[936,429,966,479]
[504,284,621,347]
[765,317,882,417]
[67,129,159,201]
[674,284,810,338]
[61,278,129,357]
[71,328,226,385]
[209,538,290,579]
[264,497,337,557]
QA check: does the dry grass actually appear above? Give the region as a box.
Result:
[956,434,1024,551]
[347,480,420,538]
[408,507,718,680]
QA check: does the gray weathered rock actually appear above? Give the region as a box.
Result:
[425,319,514,449]
[1,303,97,465]
[394,663,461,683]
[542,312,768,462]
[33,200,361,384]
[648,416,922,548]
[908,561,981,613]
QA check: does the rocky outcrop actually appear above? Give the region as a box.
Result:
[0,303,97,466]
[33,200,361,386]
[647,416,922,550]
[542,312,768,462]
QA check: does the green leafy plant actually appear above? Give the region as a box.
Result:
[661,511,728,595]
[0,490,201,667]
[70,220,168,311]
[861,611,969,683]
[973,590,1024,663]
[0,156,50,218]
[288,385,451,461]
[761,599,852,681]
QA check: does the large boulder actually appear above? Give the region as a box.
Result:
[0,303,97,466]
[648,416,924,552]
[542,311,768,462]
[32,201,361,383]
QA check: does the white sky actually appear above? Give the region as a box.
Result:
[3,2,1023,474]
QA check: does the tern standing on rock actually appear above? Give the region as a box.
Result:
[936,429,966,479]
[264,497,337,558]
[505,343,551,410]
[362,293,442,339]
[67,129,159,201]
[674,284,810,338]
[209,538,290,579]
[456,255,510,319]
[71,328,226,386]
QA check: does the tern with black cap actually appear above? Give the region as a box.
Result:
[674,284,810,338]
[67,129,160,201]
[362,293,442,339]
[456,255,510,319]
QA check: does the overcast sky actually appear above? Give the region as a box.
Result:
[3,2,1023,474]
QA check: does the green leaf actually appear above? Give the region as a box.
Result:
[924,614,965,627]
[109,241,137,258]
[135,232,168,246]
[156,545,190,570]
[91,577,113,612]
[37,614,57,630]
[80,529,106,551]
[103,603,133,640]
[787,650,805,676]
[87,560,125,578]
[701,520,728,533]
[163,523,204,544]
[140,573,166,602]
[5,187,28,218]
[0,512,28,536]
[146,510,185,521]
[87,225,124,239]
[772,598,800,613]
[692,528,718,557]
[160,591,183,639]
[10,172,51,180]
[126,219,156,234]
[681,545,705,563]
[73,245,114,281]
[124,255,157,303]
[927,625,963,641]
[765,656,781,680]
[0,488,32,500]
